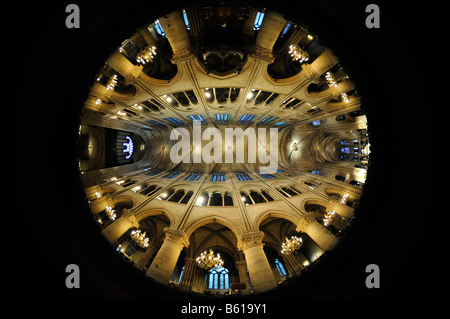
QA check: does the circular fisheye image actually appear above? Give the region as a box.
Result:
[77,3,370,296]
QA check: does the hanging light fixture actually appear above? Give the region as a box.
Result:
[136,46,157,65]
[106,74,118,91]
[130,229,150,248]
[340,92,349,103]
[105,206,117,221]
[325,71,337,87]
[281,236,303,255]
[323,210,336,227]
[340,193,349,204]
[288,44,309,64]
[196,249,224,270]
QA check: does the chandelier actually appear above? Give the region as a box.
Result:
[281,236,303,255]
[136,46,157,65]
[196,249,224,270]
[323,210,336,227]
[288,44,309,63]
[106,74,118,91]
[340,92,349,103]
[325,71,337,87]
[340,193,349,204]
[105,206,117,221]
[130,229,150,248]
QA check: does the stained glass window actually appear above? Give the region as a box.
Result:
[253,12,265,30]
[207,266,229,290]
[123,136,134,159]
[182,9,190,30]
[275,258,287,276]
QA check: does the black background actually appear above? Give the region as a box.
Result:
[11,0,439,312]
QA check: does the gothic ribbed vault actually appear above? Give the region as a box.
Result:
[77,3,370,295]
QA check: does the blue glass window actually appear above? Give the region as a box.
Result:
[154,20,166,38]
[215,113,230,124]
[165,117,184,126]
[208,266,229,290]
[163,171,182,179]
[185,173,202,181]
[280,23,291,37]
[182,9,190,30]
[146,169,163,176]
[123,136,134,159]
[238,114,256,124]
[258,116,278,125]
[211,172,225,182]
[236,172,252,181]
[275,258,287,276]
[179,266,185,282]
[259,173,275,179]
[253,12,265,30]
[147,120,165,127]
[188,114,207,124]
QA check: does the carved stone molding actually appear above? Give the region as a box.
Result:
[326,196,340,212]
[239,231,265,250]
[124,65,143,86]
[300,64,321,84]
[250,45,274,63]
[121,208,140,228]
[164,227,190,247]
[296,213,317,232]
[171,47,196,64]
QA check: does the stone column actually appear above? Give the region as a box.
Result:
[297,214,338,251]
[254,11,286,61]
[239,232,278,293]
[328,79,356,99]
[135,244,157,271]
[302,49,339,83]
[326,197,355,219]
[192,267,207,294]
[137,26,157,47]
[89,194,115,215]
[146,228,189,285]
[101,209,139,244]
[106,49,143,85]
[281,253,304,275]
[179,258,196,292]
[84,185,102,201]
[158,10,193,62]
[235,260,252,291]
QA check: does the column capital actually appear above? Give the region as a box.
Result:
[164,227,190,247]
[296,213,316,232]
[300,64,321,83]
[121,208,140,228]
[171,48,196,64]
[124,64,143,85]
[238,231,265,250]
[326,196,340,212]
[326,196,355,219]
[250,46,274,63]
[106,49,143,85]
